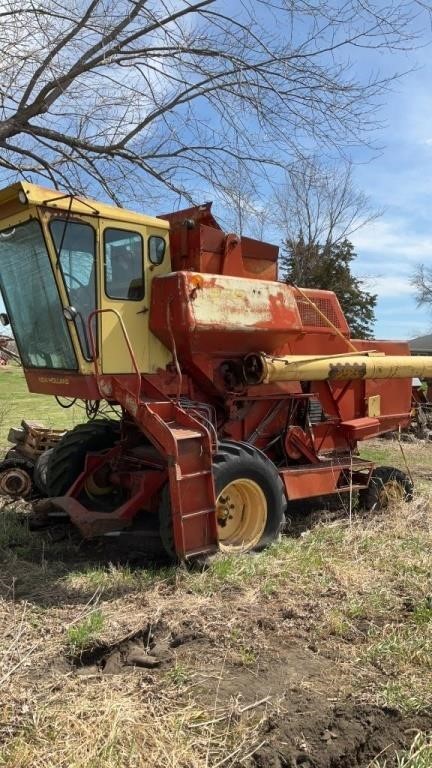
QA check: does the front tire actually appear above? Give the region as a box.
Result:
[213,441,286,553]
[158,441,286,559]
[45,420,120,497]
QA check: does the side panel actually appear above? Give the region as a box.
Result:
[151,272,305,358]
[151,272,351,362]
[190,274,299,329]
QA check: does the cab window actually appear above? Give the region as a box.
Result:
[104,229,144,300]
[50,218,96,359]
[148,235,166,265]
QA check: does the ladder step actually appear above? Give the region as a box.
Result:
[179,470,212,480]
[186,546,217,558]
[171,427,202,440]
[181,508,215,521]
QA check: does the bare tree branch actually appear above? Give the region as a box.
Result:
[411,264,432,307]
[274,156,382,248]
[0,0,429,204]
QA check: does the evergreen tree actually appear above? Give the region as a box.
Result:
[281,236,377,339]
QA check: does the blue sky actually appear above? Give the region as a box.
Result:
[348,45,432,340]
[1,3,432,344]
[203,9,432,343]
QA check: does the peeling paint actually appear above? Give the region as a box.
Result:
[99,378,113,396]
[188,275,299,329]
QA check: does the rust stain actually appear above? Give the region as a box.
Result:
[328,363,367,380]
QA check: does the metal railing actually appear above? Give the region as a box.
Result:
[87,308,142,402]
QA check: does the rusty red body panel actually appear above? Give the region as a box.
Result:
[160,202,278,281]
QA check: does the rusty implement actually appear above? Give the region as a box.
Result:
[0,420,67,500]
[8,421,66,460]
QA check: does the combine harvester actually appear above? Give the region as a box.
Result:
[0,182,430,558]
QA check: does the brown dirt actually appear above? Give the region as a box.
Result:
[251,701,431,768]
[62,618,432,768]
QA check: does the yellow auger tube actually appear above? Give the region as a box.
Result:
[244,352,432,385]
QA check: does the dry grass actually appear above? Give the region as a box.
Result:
[0,678,269,768]
[0,484,431,765]
[0,587,270,768]
[0,368,431,764]
[372,731,432,768]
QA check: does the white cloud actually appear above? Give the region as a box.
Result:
[355,219,432,263]
[363,276,413,298]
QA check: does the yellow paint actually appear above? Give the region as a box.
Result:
[0,185,172,376]
[98,220,171,375]
[366,395,381,417]
[0,182,170,232]
[253,353,432,383]
[38,207,96,376]
[216,477,267,553]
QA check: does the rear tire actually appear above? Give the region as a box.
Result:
[45,420,120,497]
[33,449,53,495]
[360,465,413,512]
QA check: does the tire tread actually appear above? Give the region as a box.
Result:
[45,420,119,497]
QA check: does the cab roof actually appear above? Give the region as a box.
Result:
[0,182,169,230]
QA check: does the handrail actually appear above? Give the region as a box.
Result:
[87,308,142,402]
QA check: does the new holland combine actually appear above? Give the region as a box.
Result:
[0,182,429,558]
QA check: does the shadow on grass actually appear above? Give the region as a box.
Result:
[0,494,359,608]
[0,504,180,607]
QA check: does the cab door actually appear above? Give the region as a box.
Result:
[99,221,148,375]
[98,219,171,376]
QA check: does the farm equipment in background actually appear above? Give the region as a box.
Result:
[0,420,65,499]
[0,333,20,365]
[409,378,432,439]
[0,181,430,559]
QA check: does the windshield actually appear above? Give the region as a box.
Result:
[0,219,77,369]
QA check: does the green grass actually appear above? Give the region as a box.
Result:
[63,564,176,598]
[373,732,432,767]
[413,598,432,626]
[66,610,105,654]
[365,623,432,670]
[0,367,82,448]
[360,436,432,474]
[380,682,429,715]
[359,442,400,465]
[165,663,191,687]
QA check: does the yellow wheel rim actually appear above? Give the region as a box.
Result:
[377,479,405,508]
[216,478,267,553]
[84,473,113,498]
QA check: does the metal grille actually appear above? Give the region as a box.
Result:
[296,297,341,329]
